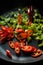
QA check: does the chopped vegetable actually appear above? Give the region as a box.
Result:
[0,7,43,58]
[15,47,20,54]
[0,21,6,25]
[32,46,37,52]
[31,49,42,57]
[21,46,33,52]
[9,41,15,49]
[18,14,22,24]
[0,26,14,42]
[15,28,24,33]
[6,50,12,58]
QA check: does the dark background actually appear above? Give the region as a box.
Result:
[0,0,43,64]
[0,0,43,15]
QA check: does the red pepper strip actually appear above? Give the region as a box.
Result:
[0,26,14,41]
[0,33,8,41]
[1,26,13,34]
[6,50,12,58]
[0,30,3,35]
[15,42,20,48]
[19,41,26,46]
[0,33,8,37]
[10,35,14,38]
[1,26,7,31]
[27,30,33,34]
[32,46,37,52]
[31,49,42,58]
[21,46,33,52]
[19,40,28,46]
[26,30,33,37]
[15,47,20,54]
[15,28,24,33]
[18,14,22,24]
[7,27,14,34]
[8,34,14,38]
[9,41,15,49]
[18,32,28,39]
[14,42,20,54]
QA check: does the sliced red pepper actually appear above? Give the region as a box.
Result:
[1,26,7,31]
[32,46,37,52]
[21,46,33,52]
[0,30,3,35]
[1,26,13,34]
[31,49,42,58]
[19,41,26,47]
[18,14,22,24]
[15,42,20,48]
[26,30,33,34]
[26,30,33,37]
[14,42,20,54]
[0,33,8,37]
[7,27,14,34]
[15,28,24,33]
[15,47,20,54]
[8,34,14,38]
[0,26,14,42]
[0,33,8,42]
[9,41,15,49]
[18,32,28,39]
[6,50,12,58]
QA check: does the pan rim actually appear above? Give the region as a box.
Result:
[0,54,43,63]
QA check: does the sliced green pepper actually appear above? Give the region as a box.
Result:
[0,21,6,25]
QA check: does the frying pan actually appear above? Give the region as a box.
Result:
[0,0,43,63]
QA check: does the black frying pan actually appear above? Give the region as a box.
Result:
[0,0,43,63]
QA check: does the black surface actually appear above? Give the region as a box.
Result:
[0,59,43,64]
[0,0,43,64]
[0,0,43,15]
